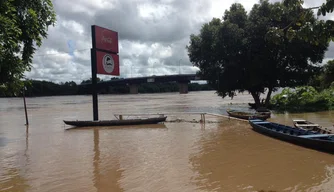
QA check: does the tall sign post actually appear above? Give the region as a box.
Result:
[91,25,120,120]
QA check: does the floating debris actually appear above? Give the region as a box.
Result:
[166,119,226,124]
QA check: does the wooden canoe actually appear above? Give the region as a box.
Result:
[292,119,332,134]
[249,119,334,154]
[226,109,271,120]
[63,116,167,127]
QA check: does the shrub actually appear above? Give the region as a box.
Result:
[271,86,334,112]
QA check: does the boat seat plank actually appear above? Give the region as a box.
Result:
[254,122,270,124]
[296,124,320,127]
[249,119,263,122]
[299,134,334,138]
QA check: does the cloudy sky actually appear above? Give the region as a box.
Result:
[25,0,333,83]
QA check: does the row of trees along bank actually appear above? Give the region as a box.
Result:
[0,78,213,97]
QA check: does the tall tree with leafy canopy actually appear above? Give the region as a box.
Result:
[187,0,330,108]
[311,60,334,89]
[0,0,56,95]
[323,60,334,87]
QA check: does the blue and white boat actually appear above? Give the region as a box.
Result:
[249,119,334,154]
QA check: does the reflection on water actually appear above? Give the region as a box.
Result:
[0,168,30,191]
[0,126,30,191]
[0,91,333,192]
[190,121,334,192]
[92,128,123,192]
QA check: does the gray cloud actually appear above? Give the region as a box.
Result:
[25,0,334,83]
[94,0,210,43]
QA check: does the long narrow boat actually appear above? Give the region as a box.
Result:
[63,116,167,127]
[249,119,334,154]
[226,109,271,120]
[292,119,332,134]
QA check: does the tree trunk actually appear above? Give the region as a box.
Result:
[265,87,273,108]
[250,91,261,108]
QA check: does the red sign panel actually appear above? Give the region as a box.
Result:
[93,25,119,53]
[96,50,120,76]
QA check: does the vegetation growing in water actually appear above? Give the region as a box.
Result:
[271,86,334,112]
[272,59,334,112]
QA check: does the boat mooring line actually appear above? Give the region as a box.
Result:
[165,119,230,124]
[113,112,249,123]
[204,113,249,122]
[63,112,248,128]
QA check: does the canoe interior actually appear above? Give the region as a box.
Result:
[293,120,314,125]
[227,109,270,120]
[293,119,332,134]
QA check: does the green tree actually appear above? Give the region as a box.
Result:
[0,0,56,94]
[271,86,334,112]
[267,0,334,44]
[80,77,101,85]
[309,60,334,90]
[323,60,334,87]
[187,0,330,108]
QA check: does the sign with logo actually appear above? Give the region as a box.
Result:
[90,25,120,120]
[96,50,119,75]
[92,25,118,53]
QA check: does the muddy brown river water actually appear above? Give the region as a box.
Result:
[0,91,333,192]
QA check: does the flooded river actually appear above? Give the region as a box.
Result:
[0,91,333,192]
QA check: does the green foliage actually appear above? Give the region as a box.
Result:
[323,60,334,87]
[271,86,334,112]
[318,0,334,16]
[0,0,56,93]
[23,80,79,96]
[187,0,329,107]
[309,59,334,90]
[0,79,213,97]
[267,0,334,45]
[80,77,102,85]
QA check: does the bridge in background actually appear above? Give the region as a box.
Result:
[94,74,203,94]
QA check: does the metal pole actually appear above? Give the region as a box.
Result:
[22,87,29,125]
[91,49,98,121]
[91,26,98,121]
[179,59,182,74]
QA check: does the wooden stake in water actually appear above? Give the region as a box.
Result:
[23,87,29,125]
